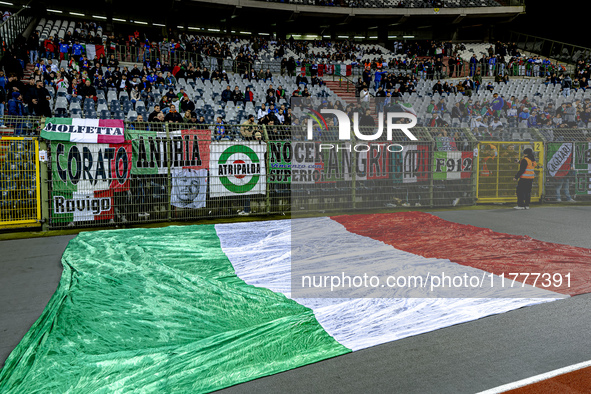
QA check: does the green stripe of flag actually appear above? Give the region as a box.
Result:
[40,118,73,141]
[0,225,350,393]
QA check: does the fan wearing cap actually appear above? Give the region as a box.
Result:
[513,148,536,210]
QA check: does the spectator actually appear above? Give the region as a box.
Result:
[214,116,230,141]
[164,104,182,123]
[118,74,130,92]
[240,114,256,140]
[490,117,503,130]
[244,86,254,104]
[257,103,268,120]
[165,87,177,101]
[265,90,276,106]
[359,108,374,127]
[176,87,188,100]
[451,102,463,123]
[265,69,273,82]
[180,95,195,113]
[562,75,572,97]
[221,85,232,103]
[164,72,177,87]
[44,36,56,60]
[276,85,286,100]
[59,39,69,61]
[29,80,52,117]
[80,80,97,101]
[27,33,39,65]
[151,112,165,131]
[360,86,370,110]
[0,71,7,90]
[148,104,161,122]
[518,107,530,125]
[231,86,244,105]
[196,115,207,128]
[7,92,25,135]
[473,72,482,93]
[432,80,443,94]
[182,110,194,123]
[296,73,308,86]
[130,86,141,104]
[0,83,6,127]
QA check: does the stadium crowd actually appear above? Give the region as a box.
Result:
[0,15,589,145]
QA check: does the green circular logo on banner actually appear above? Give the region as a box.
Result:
[219,145,260,194]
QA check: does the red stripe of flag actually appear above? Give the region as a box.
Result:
[97,135,126,144]
[97,119,125,143]
[332,212,591,296]
[99,119,125,128]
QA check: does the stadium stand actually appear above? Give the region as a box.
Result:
[0,12,586,144]
[258,0,502,7]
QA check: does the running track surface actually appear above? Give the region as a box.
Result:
[506,367,591,394]
[1,206,590,393]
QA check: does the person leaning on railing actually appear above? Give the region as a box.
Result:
[240,115,257,141]
[214,116,231,141]
[7,92,25,135]
[151,112,165,132]
[0,83,5,128]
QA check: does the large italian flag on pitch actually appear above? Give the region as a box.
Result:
[2,213,589,393]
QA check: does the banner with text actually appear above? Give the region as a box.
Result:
[42,118,125,144]
[50,141,132,223]
[574,142,591,195]
[209,142,267,197]
[128,129,211,175]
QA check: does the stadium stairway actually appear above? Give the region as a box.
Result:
[22,63,34,84]
[324,80,357,107]
[324,80,379,123]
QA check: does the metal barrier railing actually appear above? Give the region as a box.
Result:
[250,0,519,7]
[0,135,41,229]
[96,43,575,83]
[475,140,544,203]
[0,3,33,61]
[0,116,43,136]
[44,124,480,229]
[46,123,272,229]
[505,31,591,65]
[108,45,264,75]
[450,62,572,79]
[1,120,590,231]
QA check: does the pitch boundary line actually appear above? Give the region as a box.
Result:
[477,359,591,393]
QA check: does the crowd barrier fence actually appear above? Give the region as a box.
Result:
[103,44,576,83]
[0,4,33,61]
[0,135,41,229]
[505,31,591,66]
[0,119,589,231]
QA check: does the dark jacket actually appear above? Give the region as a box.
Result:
[180,99,195,113]
[7,97,25,116]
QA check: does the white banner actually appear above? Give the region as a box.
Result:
[209,142,267,197]
[170,168,207,209]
